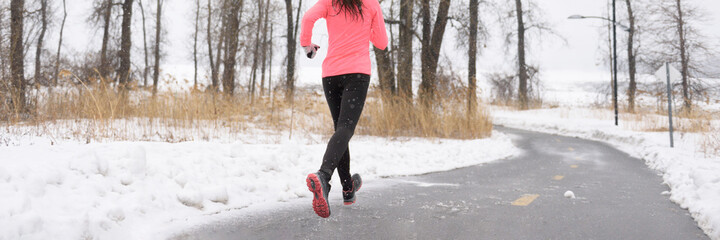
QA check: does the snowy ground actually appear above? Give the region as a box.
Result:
[492,106,720,239]
[0,129,517,239]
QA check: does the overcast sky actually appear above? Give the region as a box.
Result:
[50,0,720,84]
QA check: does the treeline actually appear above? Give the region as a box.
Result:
[0,0,717,120]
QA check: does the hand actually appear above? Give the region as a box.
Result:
[303,44,320,59]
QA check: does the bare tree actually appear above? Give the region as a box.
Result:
[34,0,49,85]
[468,0,479,113]
[52,0,67,86]
[222,0,243,96]
[624,0,637,112]
[214,5,225,91]
[284,0,302,101]
[193,0,200,89]
[98,0,113,79]
[267,23,274,97]
[373,0,396,96]
[118,0,133,89]
[249,0,264,102]
[259,0,271,96]
[396,0,414,100]
[206,0,222,91]
[648,0,716,111]
[495,0,555,110]
[152,0,162,94]
[374,47,396,95]
[1,7,7,82]
[418,0,452,105]
[10,0,26,113]
[138,0,149,87]
[514,0,528,109]
[206,0,215,90]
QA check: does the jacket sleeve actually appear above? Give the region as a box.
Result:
[370,1,388,50]
[300,0,328,47]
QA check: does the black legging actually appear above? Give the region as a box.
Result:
[319,73,370,190]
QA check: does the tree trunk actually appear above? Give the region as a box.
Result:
[118,0,133,89]
[152,0,162,94]
[259,0,271,97]
[152,0,162,95]
[376,0,398,97]
[222,0,243,96]
[625,0,636,113]
[215,19,225,90]
[207,0,217,91]
[10,0,26,113]
[468,0,478,114]
[397,0,414,101]
[284,0,298,101]
[419,0,451,105]
[1,8,7,82]
[606,4,613,99]
[249,0,264,102]
[675,0,691,111]
[138,0,149,87]
[35,0,48,85]
[374,48,396,95]
[53,0,67,86]
[268,23,274,97]
[100,0,112,80]
[193,0,200,89]
[515,0,528,110]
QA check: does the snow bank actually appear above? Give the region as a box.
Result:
[0,131,517,239]
[493,107,720,239]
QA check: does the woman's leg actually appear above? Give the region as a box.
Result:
[337,150,351,190]
[319,74,370,182]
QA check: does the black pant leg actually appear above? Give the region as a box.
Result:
[338,149,352,190]
[319,74,370,181]
[323,76,352,188]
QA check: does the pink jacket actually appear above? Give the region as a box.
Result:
[300,0,388,78]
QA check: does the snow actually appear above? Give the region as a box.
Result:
[0,131,517,239]
[493,106,720,239]
[564,190,576,199]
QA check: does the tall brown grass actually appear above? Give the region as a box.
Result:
[360,93,492,139]
[622,108,716,133]
[1,72,493,143]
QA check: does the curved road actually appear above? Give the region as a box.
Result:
[176,127,707,239]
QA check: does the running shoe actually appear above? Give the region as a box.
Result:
[306,172,332,218]
[343,173,362,205]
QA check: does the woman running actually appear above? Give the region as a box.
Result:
[301,0,387,218]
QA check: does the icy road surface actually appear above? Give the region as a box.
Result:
[175,127,707,239]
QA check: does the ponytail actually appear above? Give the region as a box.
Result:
[333,0,364,21]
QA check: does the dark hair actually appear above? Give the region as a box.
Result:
[333,0,364,21]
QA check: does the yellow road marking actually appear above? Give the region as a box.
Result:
[511,194,540,206]
[553,175,565,180]
[574,157,582,160]
[570,165,579,169]
[568,147,575,151]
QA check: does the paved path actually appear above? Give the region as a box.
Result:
[178,127,707,239]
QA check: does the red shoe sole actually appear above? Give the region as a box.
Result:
[306,174,330,218]
[343,200,356,205]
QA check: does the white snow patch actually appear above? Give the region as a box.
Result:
[564,191,576,199]
[0,131,518,239]
[392,180,461,188]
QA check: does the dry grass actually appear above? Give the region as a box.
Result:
[1,73,493,143]
[622,108,717,133]
[582,105,719,157]
[360,92,492,139]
